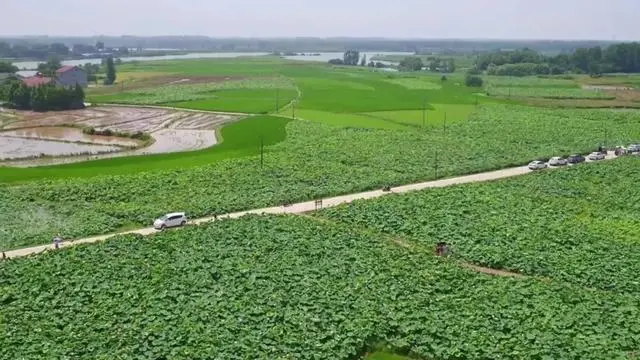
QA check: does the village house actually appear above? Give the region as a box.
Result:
[22,65,87,88]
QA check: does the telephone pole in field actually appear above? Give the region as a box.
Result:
[260,136,264,169]
[422,98,427,128]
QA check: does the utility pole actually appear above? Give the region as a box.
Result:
[260,136,264,169]
[292,101,295,120]
[422,98,426,128]
[444,112,447,132]
[276,89,280,112]
[434,150,439,179]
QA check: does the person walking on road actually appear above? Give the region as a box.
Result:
[53,235,63,249]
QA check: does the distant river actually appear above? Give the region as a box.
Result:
[13,51,411,73]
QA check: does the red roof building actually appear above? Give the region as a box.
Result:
[56,65,77,74]
[22,76,54,87]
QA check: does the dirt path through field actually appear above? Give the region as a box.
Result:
[4,151,623,260]
[300,214,523,278]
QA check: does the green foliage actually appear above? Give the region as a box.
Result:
[1,215,639,359]
[104,57,116,85]
[465,74,483,87]
[399,57,424,71]
[320,157,640,293]
[5,83,84,111]
[4,105,640,248]
[487,62,559,76]
[0,61,18,73]
[36,56,62,77]
[343,49,360,66]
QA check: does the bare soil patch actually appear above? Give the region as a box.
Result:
[461,263,526,278]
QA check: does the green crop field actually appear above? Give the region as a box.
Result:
[319,157,640,293]
[365,104,476,127]
[3,104,640,249]
[486,85,615,99]
[2,215,639,359]
[89,78,298,113]
[484,76,579,88]
[4,54,640,359]
[384,77,443,90]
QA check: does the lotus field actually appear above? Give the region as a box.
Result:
[320,157,640,293]
[3,105,640,250]
[2,215,639,359]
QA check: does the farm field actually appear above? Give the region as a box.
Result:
[3,104,640,249]
[3,54,640,360]
[89,78,298,114]
[0,106,242,165]
[486,85,614,99]
[2,215,639,359]
[319,157,640,293]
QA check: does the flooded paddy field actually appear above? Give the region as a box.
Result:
[0,137,121,160]
[0,106,242,166]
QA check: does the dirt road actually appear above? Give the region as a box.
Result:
[3,152,620,259]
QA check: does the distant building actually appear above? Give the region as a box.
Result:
[22,66,87,88]
[23,75,54,87]
[55,66,87,87]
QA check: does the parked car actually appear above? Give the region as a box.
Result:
[627,144,640,153]
[588,152,606,161]
[548,157,568,166]
[567,154,586,164]
[154,212,188,230]
[528,160,548,170]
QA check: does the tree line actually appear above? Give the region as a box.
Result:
[0,41,130,61]
[328,50,455,73]
[475,42,640,76]
[1,80,85,111]
[0,36,615,54]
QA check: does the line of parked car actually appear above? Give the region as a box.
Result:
[528,144,640,170]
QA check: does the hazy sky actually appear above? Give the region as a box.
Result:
[3,0,639,40]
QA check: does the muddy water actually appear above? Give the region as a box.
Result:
[138,129,217,154]
[0,137,121,160]
[0,127,141,147]
[2,129,219,167]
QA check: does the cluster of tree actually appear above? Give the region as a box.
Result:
[0,40,131,61]
[37,57,62,77]
[465,73,483,87]
[486,63,563,76]
[425,57,456,73]
[104,57,117,85]
[2,81,85,111]
[475,42,640,76]
[399,56,424,71]
[0,42,70,60]
[0,61,18,73]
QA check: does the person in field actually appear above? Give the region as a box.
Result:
[53,235,63,249]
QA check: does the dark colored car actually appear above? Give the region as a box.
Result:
[567,154,586,164]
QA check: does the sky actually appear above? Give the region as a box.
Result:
[2,0,640,40]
